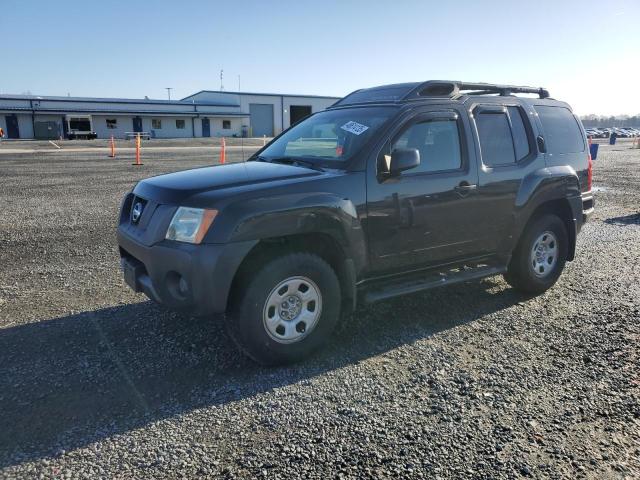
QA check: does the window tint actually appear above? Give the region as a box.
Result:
[176,119,185,129]
[476,112,515,166]
[106,119,117,129]
[536,106,585,154]
[222,120,231,129]
[152,119,162,129]
[507,106,530,160]
[262,106,396,162]
[391,118,461,173]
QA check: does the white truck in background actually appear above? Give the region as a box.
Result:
[66,115,97,139]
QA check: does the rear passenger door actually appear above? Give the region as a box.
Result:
[471,103,540,253]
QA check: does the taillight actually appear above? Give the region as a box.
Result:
[587,153,593,191]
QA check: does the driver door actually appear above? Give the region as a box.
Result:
[365,108,486,274]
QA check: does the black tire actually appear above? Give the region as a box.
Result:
[504,214,568,294]
[226,253,341,365]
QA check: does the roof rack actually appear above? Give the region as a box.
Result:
[405,81,550,100]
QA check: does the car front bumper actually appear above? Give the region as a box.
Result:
[117,229,256,315]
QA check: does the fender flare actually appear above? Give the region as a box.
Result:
[211,191,367,274]
[510,165,582,257]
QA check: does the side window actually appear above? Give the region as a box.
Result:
[536,105,585,154]
[391,118,462,173]
[507,106,530,160]
[475,111,515,166]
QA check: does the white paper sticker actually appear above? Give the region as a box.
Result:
[341,121,369,136]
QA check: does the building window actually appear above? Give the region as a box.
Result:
[152,119,162,129]
[176,119,185,129]
[222,120,231,129]
[106,119,117,129]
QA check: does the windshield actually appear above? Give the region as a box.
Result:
[257,106,396,163]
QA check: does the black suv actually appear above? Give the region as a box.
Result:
[117,80,594,365]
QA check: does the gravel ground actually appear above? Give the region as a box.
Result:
[0,143,638,479]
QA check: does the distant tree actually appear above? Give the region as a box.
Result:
[579,114,640,127]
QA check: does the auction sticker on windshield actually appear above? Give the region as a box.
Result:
[341,121,369,135]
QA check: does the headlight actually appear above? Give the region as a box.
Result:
[165,207,217,244]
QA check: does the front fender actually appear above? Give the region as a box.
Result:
[207,192,367,272]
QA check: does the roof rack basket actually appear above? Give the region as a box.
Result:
[406,81,550,100]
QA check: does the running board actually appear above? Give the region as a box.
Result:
[361,264,506,304]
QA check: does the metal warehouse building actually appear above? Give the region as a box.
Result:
[0,90,340,140]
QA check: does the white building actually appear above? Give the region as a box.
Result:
[0,90,340,140]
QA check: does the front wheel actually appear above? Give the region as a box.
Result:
[226,253,341,365]
[504,214,568,294]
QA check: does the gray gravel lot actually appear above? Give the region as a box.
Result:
[0,142,638,479]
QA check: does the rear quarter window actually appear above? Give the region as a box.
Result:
[536,105,585,154]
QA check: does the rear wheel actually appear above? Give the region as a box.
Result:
[227,253,341,365]
[504,214,568,294]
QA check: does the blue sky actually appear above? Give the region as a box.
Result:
[1,0,638,115]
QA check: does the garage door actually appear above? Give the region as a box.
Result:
[249,104,274,137]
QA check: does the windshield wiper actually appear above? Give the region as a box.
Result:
[260,156,325,172]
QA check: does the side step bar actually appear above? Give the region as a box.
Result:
[361,264,506,304]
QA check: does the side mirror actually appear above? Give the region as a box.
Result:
[389,148,420,175]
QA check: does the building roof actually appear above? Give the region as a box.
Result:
[0,106,249,117]
[0,93,239,108]
[182,90,342,101]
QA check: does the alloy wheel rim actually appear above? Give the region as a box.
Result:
[262,276,322,344]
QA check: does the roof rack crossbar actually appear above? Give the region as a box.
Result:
[407,81,550,100]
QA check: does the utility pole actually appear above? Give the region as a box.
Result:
[165,87,173,100]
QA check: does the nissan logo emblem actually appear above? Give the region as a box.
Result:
[131,202,143,223]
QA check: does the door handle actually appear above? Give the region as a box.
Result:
[537,135,547,153]
[454,182,477,194]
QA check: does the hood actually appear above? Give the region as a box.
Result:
[132,161,323,204]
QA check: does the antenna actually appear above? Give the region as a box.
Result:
[238,75,241,92]
[220,69,224,91]
[165,87,173,100]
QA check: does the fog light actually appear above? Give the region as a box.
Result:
[166,271,189,301]
[178,276,189,295]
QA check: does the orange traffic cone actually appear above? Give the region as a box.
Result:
[132,133,143,166]
[220,137,226,164]
[109,135,116,158]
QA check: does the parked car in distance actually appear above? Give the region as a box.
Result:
[117,80,594,365]
[585,128,601,138]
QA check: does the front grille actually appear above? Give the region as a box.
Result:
[130,196,148,225]
[119,193,134,225]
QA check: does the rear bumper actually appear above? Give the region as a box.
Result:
[581,191,595,223]
[117,229,256,315]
